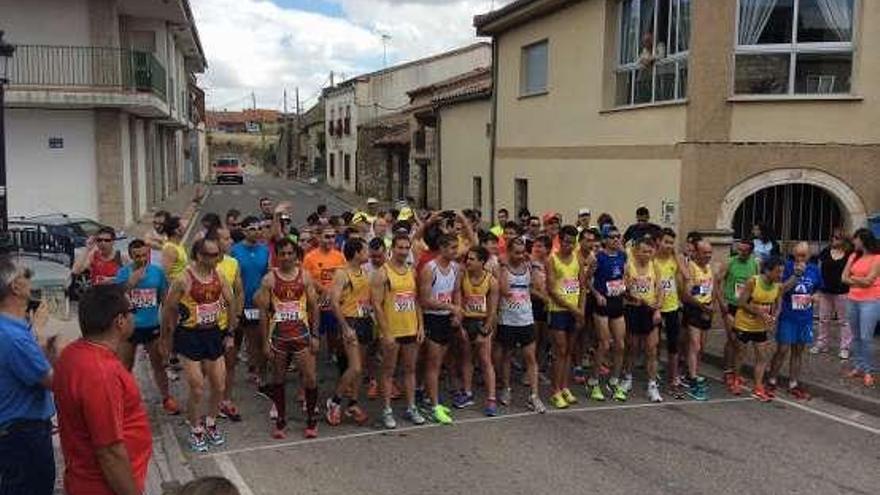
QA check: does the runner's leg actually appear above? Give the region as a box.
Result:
[381,340,401,410]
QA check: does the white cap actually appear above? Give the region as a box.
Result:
[366,197,379,205]
[578,208,592,216]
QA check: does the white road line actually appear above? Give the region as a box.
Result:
[248,189,260,196]
[214,454,256,495]
[205,397,751,458]
[212,189,225,195]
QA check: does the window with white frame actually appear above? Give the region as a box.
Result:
[735,0,854,95]
[616,0,691,106]
[520,40,549,96]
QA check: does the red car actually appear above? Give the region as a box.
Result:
[214,156,244,184]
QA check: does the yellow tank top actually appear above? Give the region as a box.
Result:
[341,268,372,319]
[549,253,581,311]
[217,255,239,289]
[164,241,189,281]
[734,275,781,332]
[626,259,657,306]
[689,261,714,305]
[655,256,680,312]
[383,264,418,337]
[462,272,491,318]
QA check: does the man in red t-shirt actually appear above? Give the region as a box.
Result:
[53,285,151,495]
[72,226,124,286]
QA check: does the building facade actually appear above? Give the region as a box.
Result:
[323,43,492,193]
[2,0,206,228]
[475,0,878,250]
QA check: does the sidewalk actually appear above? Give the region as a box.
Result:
[698,325,880,415]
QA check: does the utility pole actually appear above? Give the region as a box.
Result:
[330,71,335,87]
[295,87,301,177]
[251,91,256,111]
[380,33,392,67]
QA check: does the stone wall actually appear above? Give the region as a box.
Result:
[356,125,394,201]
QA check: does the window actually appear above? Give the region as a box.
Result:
[514,178,529,216]
[735,0,854,95]
[520,40,549,96]
[329,153,335,178]
[616,0,690,106]
[344,154,351,182]
[473,177,483,211]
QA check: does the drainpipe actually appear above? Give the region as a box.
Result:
[488,37,499,224]
[435,113,442,209]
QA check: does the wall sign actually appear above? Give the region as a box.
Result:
[48,137,64,149]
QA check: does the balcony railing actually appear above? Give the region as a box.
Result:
[7,45,167,100]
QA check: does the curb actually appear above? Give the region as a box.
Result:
[699,350,880,417]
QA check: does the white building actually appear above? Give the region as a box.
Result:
[1,0,207,228]
[323,42,491,193]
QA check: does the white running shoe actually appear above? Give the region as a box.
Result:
[528,394,547,414]
[622,374,633,393]
[839,349,850,360]
[648,381,664,403]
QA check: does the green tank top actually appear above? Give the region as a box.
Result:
[724,255,759,304]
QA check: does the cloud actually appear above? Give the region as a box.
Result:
[192,0,505,111]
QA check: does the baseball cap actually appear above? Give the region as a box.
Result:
[366,197,379,205]
[542,211,561,224]
[578,208,591,217]
[398,207,414,221]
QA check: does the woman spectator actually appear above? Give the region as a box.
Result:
[814,228,853,359]
[751,223,780,266]
[842,228,880,387]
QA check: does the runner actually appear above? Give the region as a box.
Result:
[768,243,822,400]
[162,216,189,282]
[372,234,426,429]
[732,256,784,402]
[326,238,372,427]
[716,237,759,392]
[456,246,499,416]
[679,240,719,401]
[654,228,686,397]
[496,238,546,413]
[623,235,663,402]
[162,238,235,452]
[231,217,271,391]
[530,235,552,383]
[212,228,245,422]
[72,226,123,286]
[590,225,628,402]
[545,225,583,408]
[419,234,461,424]
[574,227,599,385]
[254,238,321,439]
[302,225,347,375]
[115,239,178,415]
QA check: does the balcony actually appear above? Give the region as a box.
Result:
[5,45,170,117]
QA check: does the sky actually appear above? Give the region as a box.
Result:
[191,0,508,112]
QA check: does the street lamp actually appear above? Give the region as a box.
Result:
[0,31,15,233]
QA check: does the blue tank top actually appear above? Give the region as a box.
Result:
[593,250,627,297]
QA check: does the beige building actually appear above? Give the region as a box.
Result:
[475,0,878,248]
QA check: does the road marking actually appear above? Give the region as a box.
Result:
[214,454,256,495]
[212,189,225,196]
[231,190,242,196]
[248,189,260,196]
[266,189,279,196]
[205,397,751,458]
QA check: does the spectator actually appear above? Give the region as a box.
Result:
[0,257,57,495]
[53,284,152,495]
[842,228,880,387]
[815,228,853,359]
[259,197,274,220]
[623,206,656,244]
[752,222,781,265]
[490,208,509,238]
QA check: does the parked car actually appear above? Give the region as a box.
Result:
[214,156,245,184]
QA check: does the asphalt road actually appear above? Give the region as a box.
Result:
[137,176,880,495]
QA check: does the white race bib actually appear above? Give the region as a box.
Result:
[504,289,530,311]
[561,278,580,295]
[606,279,626,297]
[196,301,221,326]
[792,294,812,311]
[244,308,261,321]
[394,292,416,313]
[465,294,487,314]
[274,301,302,322]
[129,288,157,309]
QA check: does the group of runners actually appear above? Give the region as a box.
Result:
[71,196,879,449]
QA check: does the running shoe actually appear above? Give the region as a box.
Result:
[217,401,241,422]
[561,388,578,405]
[573,366,586,385]
[381,407,397,429]
[621,374,633,393]
[864,374,875,388]
[838,349,850,360]
[453,391,475,409]
[589,383,606,402]
[345,404,370,425]
[269,403,279,421]
[788,385,811,401]
[367,379,380,400]
[325,399,343,426]
[669,384,686,401]
[808,345,824,355]
[723,371,735,389]
[684,376,708,401]
[612,384,628,402]
[751,386,772,403]
[484,399,498,417]
[728,375,743,396]
[765,382,778,399]
[404,405,426,425]
[550,391,569,409]
[166,368,179,382]
[647,381,663,403]
[432,405,453,425]
[528,394,547,414]
[162,397,181,416]
[846,368,864,379]
[303,422,318,439]
[205,424,225,446]
[499,387,512,406]
[271,427,287,440]
[189,429,208,453]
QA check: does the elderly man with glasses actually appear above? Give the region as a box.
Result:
[0,257,58,495]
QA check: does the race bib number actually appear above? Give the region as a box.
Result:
[274,301,302,322]
[196,301,221,326]
[129,288,157,309]
[606,279,626,297]
[633,277,651,295]
[734,282,745,299]
[244,308,261,321]
[465,294,487,314]
[318,295,331,310]
[356,299,372,318]
[699,280,713,297]
[561,278,580,296]
[504,289,530,311]
[394,292,416,313]
[792,294,812,311]
[436,291,453,305]
[660,278,675,294]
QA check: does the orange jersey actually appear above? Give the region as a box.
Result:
[302,248,346,289]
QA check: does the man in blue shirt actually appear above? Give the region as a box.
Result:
[769,242,823,400]
[231,216,270,389]
[116,239,179,415]
[0,257,57,495]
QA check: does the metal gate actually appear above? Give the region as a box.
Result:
[732,183,842,243]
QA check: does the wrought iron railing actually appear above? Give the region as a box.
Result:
[7,44,167,100]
